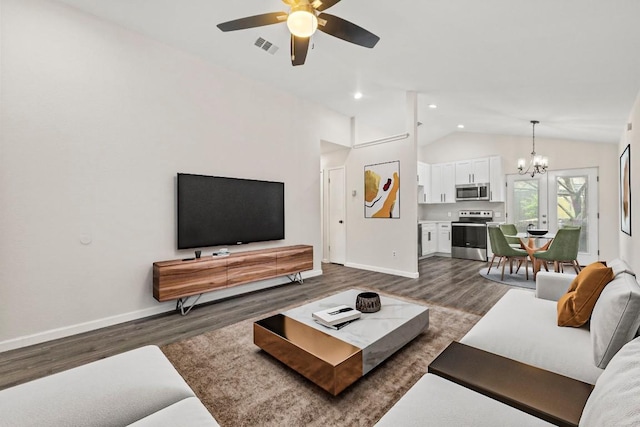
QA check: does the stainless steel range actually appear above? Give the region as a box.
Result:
[451,210,493,261]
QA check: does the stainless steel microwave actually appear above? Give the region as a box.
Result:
[455,183,490,201]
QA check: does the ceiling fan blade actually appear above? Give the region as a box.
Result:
[217,12,287,32]
[317,13,380,48]
[312,0,342,12]
[291,35,310,66]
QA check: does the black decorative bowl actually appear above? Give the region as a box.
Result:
[527,229,548,236]
[355,292,381,313]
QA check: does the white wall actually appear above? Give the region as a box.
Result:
[619,91,639,271]
[343,93,419,277]
[419,132,619,261]
[0,0,351,350]
[319,95,419,278]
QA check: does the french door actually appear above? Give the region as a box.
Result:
[506,168,599,265]
[506,173,548,231]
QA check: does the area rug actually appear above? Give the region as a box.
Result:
[161,293,481,427]
[479,265,536,289]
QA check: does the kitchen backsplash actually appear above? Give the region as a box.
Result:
[419,201,505,221]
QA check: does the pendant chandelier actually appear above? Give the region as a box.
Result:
[517,120,548,177]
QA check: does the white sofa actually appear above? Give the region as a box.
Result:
[0,345,219,427]
[377,259,640,426]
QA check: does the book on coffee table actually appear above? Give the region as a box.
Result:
[313,319,356,330]
[312,305,361,328]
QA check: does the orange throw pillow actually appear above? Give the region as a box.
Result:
[557,262,614,327]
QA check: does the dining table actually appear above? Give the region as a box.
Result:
[504,232,556,277]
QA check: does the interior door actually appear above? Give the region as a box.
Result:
[328,167,346,264]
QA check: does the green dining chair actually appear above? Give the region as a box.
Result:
[487,226,530,280]
[532,227,581,276]
[499,224,522,248]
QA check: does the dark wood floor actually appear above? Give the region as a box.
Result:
[0,257,509,390]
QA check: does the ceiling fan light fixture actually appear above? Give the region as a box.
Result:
[287,5,318,38]
[217,0,379,66]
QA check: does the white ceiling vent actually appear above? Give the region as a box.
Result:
[254,37,279,55]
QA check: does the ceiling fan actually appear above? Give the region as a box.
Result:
[217,0,380,66]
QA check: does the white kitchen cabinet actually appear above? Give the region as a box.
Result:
[417,162,431,204]
[418,187,429,204]
[455,160,472,185]
[417,161,428,186]
[431,162,455,204]
[437,222,452,253]
[455,158,490,185]
[421,222,437,256]
[489,156,505,202]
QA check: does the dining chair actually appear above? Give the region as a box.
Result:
[532,227,581,277]
[499,223,522,248]
[487,226,530,280]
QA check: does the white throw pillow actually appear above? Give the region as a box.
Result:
[590,273,640,368]
[579,336,640,426]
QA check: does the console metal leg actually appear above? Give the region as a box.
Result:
[287,272,303,284]
[176,294,202,316]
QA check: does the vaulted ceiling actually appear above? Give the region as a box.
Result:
[55,0,640,145]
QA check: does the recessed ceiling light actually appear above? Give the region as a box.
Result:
[354,92,363,100]
[428,104,437,109]
[457,124,465,129]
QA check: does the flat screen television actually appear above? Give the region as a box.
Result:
[177,173,285,249]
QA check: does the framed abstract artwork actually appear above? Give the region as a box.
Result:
[620,144,631,236]
[364,161,400,218]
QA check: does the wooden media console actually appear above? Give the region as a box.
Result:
[153,245,313,314]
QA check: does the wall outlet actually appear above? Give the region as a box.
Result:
[447,212,452,217]
[392,250,397,258]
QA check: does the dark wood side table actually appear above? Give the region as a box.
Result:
[428,342,594,427]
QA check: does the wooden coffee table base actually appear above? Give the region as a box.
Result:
[254,315,363,395]
[428,342,593,427]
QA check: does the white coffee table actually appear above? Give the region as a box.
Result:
[254,289,430,395]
